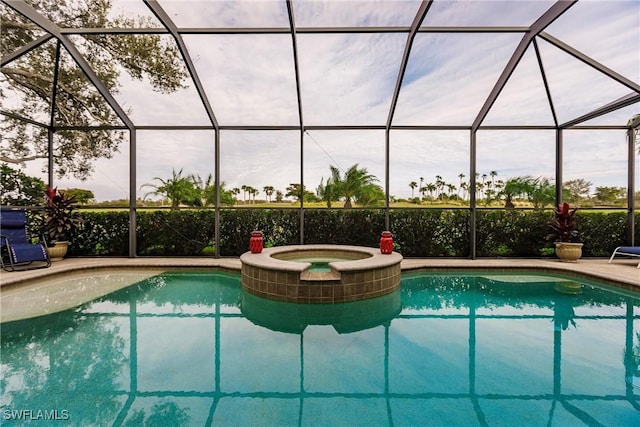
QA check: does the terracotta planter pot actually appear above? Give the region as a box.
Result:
[554,242,583,263]
[47,241,69,261]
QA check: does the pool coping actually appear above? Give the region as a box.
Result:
[240,245,403,273]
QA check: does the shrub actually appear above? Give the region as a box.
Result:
[65,208,637,258]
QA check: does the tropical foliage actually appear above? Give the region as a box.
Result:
[546,202,579,243]
[317,164,385,208]
[44,186,83,242]
[140,169,235,208]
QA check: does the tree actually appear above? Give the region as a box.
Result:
[563,179,592,204]
[191,174,235,206]
[457,173,465,198]
[316,177,338,208]
[356,183,385,206]
[263,185,275,203]
[63,188,95,204]
[409,181,417,198]
[435,175,444,199]
[248,186,259,203]
[327,164,382,208]
[0,164,46,206]
[446,183,456,198]
[594,186,625,205]
[425,183,436,199]
[528,177,555,208]
[140,168,196,209]
[500,176,533,209]
[1,1,188,179]
[286,183,314,202]
[231,187,240,201]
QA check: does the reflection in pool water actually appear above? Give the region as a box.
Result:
[1,271,639,426]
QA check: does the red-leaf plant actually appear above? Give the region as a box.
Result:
[546,202,580,243]
[44,186,83,243]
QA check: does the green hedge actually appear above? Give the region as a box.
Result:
[219,209,299,256]
[65,209,638,258]
[390,209,470,257]
[476,210,550,257]
[304,209,385,247]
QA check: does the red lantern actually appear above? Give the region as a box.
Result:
[380,231,393,254]
[249,231,264,254]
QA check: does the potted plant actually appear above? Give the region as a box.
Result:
[44,186,83,260]
[546,202,583,262]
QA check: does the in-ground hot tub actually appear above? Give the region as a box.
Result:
[240,244,403,303]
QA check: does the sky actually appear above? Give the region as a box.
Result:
[7,0,640,202]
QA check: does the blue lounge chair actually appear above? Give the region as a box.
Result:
[608,246,640,268]
[1,208,51,271]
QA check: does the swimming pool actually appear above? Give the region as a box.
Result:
[1,270,639,426]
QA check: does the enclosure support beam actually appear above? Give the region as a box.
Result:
[561,93,640,129]
[129,129,137,257]
[472,0,576,131]
[555,129,563,205]
[385,130,391,231]
[384,1,433,231]
[0,34,52,66]
[215,129,221,257]
[286,0,306,245]
[47,41,61,188]
[470,130,477,259]
[627,127,636,246]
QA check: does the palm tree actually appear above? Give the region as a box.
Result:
[316,177,337,208]
[528,177,555,208]
[476,181,484,200]
[481,173,488,198]
[409,181,417,198]
[458,173,465,198]
[240,185,248,203]
[435,175,443,197]
[191,173,214,206]
[328,164,381,208]
[263,185,275,203]
[460,182,469,201]
[140,168,196,209]
[247,186,258,203]
[231,187,240,204]
[447,183,456,198]
[426,183,437,199]
[192,174,235,206]
[500,176,533,209]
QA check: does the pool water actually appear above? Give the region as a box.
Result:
[1,271,639,426]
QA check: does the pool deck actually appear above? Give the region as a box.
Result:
[1,256,638,289]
